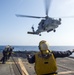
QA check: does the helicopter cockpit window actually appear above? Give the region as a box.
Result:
[39,19,45,25]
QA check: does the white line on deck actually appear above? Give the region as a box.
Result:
[58,71,74,74]
[18,58,29,75]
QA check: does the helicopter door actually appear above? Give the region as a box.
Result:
[45,18,52,25]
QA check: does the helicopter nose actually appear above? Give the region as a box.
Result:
[57,18,61,25]
[57,20,61,25]
[59,18,61,21]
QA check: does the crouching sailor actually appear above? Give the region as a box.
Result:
[27,40,74,75]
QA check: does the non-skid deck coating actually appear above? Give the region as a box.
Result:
[0,52,74,75]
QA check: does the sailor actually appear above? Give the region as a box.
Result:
[7,46,14,59]
[0,45,14,64]
[27,40,74,75]
[1,45,10,64]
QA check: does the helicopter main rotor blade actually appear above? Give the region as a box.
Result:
[45,0,52,16]
[16,14,45,19]
[52,16,74,18]
[60,16,74,18]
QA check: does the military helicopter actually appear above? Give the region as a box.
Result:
[16,0,61,36]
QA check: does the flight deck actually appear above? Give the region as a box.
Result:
[0,52,74,75]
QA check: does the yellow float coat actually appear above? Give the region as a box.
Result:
[35,51,57,75]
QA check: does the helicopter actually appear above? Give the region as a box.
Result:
[16,0,62,36]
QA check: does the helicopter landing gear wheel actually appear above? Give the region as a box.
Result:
[53,30,56,32]
[39,34,41,36]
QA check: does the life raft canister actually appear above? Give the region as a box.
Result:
[35,51,57,75]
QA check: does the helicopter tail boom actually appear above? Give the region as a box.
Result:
[27,32,41,36]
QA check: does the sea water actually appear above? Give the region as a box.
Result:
[0,46,74,51]
[0,46,74,56]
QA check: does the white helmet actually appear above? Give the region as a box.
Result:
[5,45,10,48]
[39,40,49,51]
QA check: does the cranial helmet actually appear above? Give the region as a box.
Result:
[39,40,49,51]
[6,45,10,48]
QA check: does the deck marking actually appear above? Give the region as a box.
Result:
[9,61,15,75]
[18,58,29,75]
[57,64,72,70]
[6,62,26,64]
[58,71,74,74]
[67,57,74,61]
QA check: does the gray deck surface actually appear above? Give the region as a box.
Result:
[0,52,74,75]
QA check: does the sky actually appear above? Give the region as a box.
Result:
[0,0,74,46]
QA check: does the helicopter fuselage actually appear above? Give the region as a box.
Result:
[16,0,62,36]
[36,17,61,33]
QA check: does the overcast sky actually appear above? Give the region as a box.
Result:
[0,0,74,46]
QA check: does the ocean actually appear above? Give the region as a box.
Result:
[0,46,74,56]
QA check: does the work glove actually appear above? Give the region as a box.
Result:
[27,54,32,58]
[70,49,74,53]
